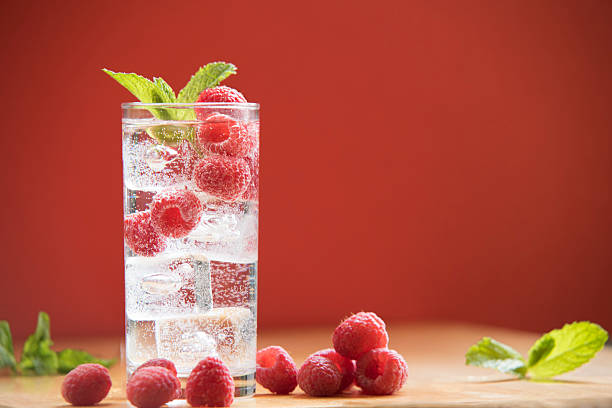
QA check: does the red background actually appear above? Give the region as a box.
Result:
[1,0,611,339]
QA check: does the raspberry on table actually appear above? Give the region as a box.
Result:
[134,358,182,399]
[127,366,181,408]
[135,358,178,377]
[355,348,408,395]
[309,348,356,392]
[61,363,112,406]
[256,346,298,394]
[124,211,167,256]
[297,355,342,397]
[333,312,389,360]
[196,113,256,157]
[196,86,247,104]
[150,189,203,238]
[186,357,235,407]
[193,155,251,201]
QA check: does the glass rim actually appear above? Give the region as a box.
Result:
[121,102,259,109]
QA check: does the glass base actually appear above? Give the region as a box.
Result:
[232,372,256,397]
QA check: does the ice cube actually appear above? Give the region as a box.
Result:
[126,318,157,367]
[186,199,258,263]
[125,253,212,317]
[141,273,182,295]
[155,316,219,375]
[154,307,254,374]
[122,129,191,191]
[143,145,178,172]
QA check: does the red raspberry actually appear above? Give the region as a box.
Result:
[61,363,112,406]
[150,189,202,238]
[196,113,255,157]
[256,346,298,394]
[309,348,355,391]
[193,155,251,201]
[124,211,166,256]
[196,86,247,104]
[135,358,178,377]
[242,145,259,201]
[186,357,235,407]
[332,312,388,360]
[127,366,181,408]
[355,348,408,395]
[135,358,182,399]
[297,356,342,397]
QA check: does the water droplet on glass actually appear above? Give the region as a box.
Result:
[141,273,182,295]
[143,145,178,172]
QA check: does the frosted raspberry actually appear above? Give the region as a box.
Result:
[61,363,112,406]
[196,86,247,104]
[134,358,182,399]
[193,155,251,201]
[297,356,342,397]
[333,312,388,360]
[150,189,202,238]
[124,211,166,256]
[256,346,298,394]
[196,113,255,157]
[127,366,180,408]
[309,348,355,391]
[241,145,259,201]
[135,358,178,377]
[355,348,408,395]
[186,357,234,407]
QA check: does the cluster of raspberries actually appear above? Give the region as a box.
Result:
[256,312,408,396]
[123,86,259,257]
[59,312,406,407]
[62,357,235,407]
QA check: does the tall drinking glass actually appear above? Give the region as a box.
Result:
[122,103,259,397]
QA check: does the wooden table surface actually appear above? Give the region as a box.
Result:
[1,322,611,407]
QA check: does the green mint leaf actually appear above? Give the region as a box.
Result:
[57,349,115,374]
[153,77,177,103]
[177,62,237,103]
[102,69,160,103]
[527,321,608,379]
[102,69,175,120]
[465,337,527,377]
[527,333,555,367]
[0,321,17,374]
[18,312,58,375]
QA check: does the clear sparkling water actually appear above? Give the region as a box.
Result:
[123,118,258,397]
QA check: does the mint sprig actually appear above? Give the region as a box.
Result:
[466,321,608,379]
[0,321,17,373]
[18,312,58,375]
[103,62,237,143]
[2,312,114,376]
[103,61,237,120]
[465,337,527,377]
[177,62,237,103]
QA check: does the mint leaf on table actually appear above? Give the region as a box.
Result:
[465,337,527,377]
[465,321,609,379]
[57,349,115,374]
[526,333,555,367]
[527,322,608,379]
[177,62,237,103]
[17,312,58,375]
[0,321,17,373]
